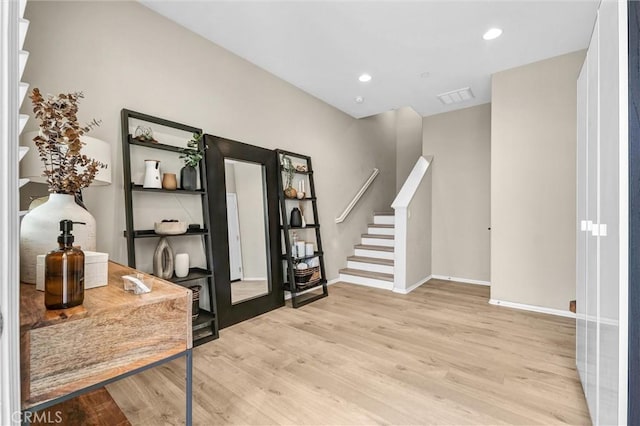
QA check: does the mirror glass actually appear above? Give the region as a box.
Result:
[225,158,271,304]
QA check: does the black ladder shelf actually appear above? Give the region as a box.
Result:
[120,109,218,345]
[276,149,328,308]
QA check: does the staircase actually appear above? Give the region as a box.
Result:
[339,212,395,290]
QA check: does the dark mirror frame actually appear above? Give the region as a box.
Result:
[205,134,284,329]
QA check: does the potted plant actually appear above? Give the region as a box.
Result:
[179,133,205,191]
[282,155,297,199]
[20,89,107,283]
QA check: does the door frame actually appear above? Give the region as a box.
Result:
[1,0,22,423]
[205,135,284,329]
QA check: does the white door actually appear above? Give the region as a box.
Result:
[576,55,588,389]
[585,18,599,419]
[226,193,243,282]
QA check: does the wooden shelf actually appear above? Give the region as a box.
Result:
[123,228,208,238]
[128,135,185,153]
[282,224,319,230]
[122,109,218,344]
[282,251,323,261]
[279,168,312,175]
[168,268,212,285]
[276,148,328,308]
[131,184,205,195]
[284,279,326,293]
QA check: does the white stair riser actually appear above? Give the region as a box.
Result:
[339,274,394,290]
[362,237,394,247]
[347,261,394,274]
[354,248,394,260]
[373,215,394,225]
[368,227,394,236]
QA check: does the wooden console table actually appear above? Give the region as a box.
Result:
[20,261,193,425]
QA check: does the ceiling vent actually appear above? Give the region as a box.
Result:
[437,87,474,105]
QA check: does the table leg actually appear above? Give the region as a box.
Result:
[186,349,193,426]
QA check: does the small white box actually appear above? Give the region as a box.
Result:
[36,251,109,291]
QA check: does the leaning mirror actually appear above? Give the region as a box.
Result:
[224,159,270,304]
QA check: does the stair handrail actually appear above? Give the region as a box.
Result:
[335,168,379,223]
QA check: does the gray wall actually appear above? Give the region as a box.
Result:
[491,50,585,310]
[396,107,423,191]
[422,104,491,283]
[22,1,397,280]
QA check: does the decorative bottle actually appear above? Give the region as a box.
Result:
[44,220,85,310]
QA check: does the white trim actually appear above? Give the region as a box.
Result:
[617,1,629,422]
[431,274,490,286]
[0,0,22,423]
[392,275,432,294]
[241,277,267,282]
[489,299,576,319]
[335,168,379,224]
[284,278,337,301]
[391,156,433,209]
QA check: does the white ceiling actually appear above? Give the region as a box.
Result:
[141,1,598,119]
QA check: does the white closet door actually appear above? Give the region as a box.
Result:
[585,16,599,420]
[597,1,623,424]
[576,57,588,388]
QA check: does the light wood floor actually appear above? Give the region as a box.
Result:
[231,279,269,305]
[106,279,591,425]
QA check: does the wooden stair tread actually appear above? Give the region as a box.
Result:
[361,233,394,240]
[339,268,394,282]
[354,244,394,252]
[347,256,394,266]
[374,212,394,216]
[367,223,394,228]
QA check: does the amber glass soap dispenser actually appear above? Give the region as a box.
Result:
[44,220,85,310]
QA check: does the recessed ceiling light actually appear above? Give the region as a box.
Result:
[355,96,364,104]
[483,28,502,40]
[358,74,372,83]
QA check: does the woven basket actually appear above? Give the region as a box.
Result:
[189,284,201,320]
[294,265,320,285]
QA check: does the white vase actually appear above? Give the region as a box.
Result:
[20,193,96,283]
[174,253,190,278]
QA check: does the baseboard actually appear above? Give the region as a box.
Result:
[488,299,576,319]
[241,277,267,281]
[284,278,338,301]
[431,274,490,286]
[392,275,432,294]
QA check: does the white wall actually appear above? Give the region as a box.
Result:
[396,107,423,192]
[422,104,491,283]
[21,1,397,280]
[491,50,585,311]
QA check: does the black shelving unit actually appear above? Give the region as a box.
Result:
[121,109,218,345]
[276,149,328,308]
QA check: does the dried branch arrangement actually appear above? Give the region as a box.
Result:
[29,88,107,194]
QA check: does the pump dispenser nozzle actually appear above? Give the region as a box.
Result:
[58,220,86,245]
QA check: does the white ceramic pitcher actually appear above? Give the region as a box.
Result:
[143,160,162,188]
